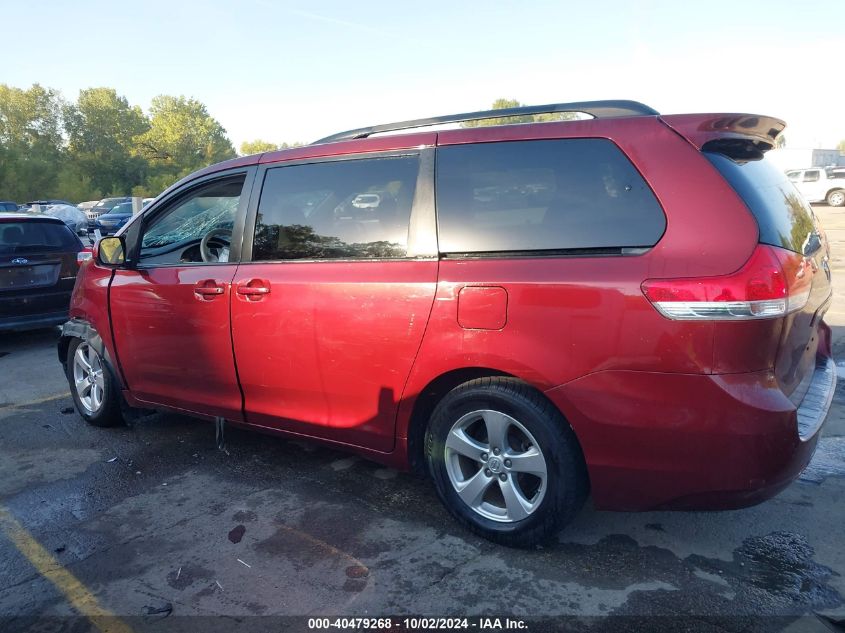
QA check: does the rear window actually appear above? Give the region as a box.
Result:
[705,152,816,253]
[435,139,666,254]
[0,220,79,254]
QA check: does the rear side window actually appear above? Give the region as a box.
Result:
[435,139,665,254]
[253,155,419,261]
[705,152,816,254]
[0,221,78,254]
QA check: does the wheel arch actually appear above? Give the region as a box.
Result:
[404,367,586,477]
[826,186,845,202]
[58,319,125,389]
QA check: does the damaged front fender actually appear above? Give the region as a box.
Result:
[58,319,125,389]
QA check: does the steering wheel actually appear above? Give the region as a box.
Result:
[200,228,233,263]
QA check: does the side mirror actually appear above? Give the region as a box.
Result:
[97,236,126,266]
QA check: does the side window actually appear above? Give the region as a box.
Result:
[435,139,665,253]
[804,170,820,182]
[786,171,801,182]
[139,176,245,266]
[253,155,419,261]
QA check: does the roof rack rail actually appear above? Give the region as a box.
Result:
[313,100,659,144]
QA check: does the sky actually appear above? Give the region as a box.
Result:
[2,0,844,150]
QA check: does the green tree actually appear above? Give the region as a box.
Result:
[239,139,304,155]
[64,87,150,198]
[240,139,280,155]
[0,83,65,201]
[135,95,236,188]
[461,98,578,128]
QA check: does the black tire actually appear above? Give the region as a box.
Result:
[66,337,124,427]
[826,189,845,208]
[425,377,589,547]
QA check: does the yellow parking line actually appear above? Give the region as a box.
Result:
[0,506,134,633]
[0,392,70,411]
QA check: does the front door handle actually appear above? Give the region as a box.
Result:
[236,279,271,301]
[194,280,226,300]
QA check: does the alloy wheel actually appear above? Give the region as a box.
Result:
[444,409,548,522]
[73,342,105,414]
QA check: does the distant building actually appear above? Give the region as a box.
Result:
[767,148,845,171]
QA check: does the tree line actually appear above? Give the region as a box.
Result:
[0,84,300,203]
[0,89,596,205]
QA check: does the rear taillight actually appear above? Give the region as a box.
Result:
[77,248,93,266]
[642,245,812,320]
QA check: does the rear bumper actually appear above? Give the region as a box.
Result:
[796,356,836,440]
[546,353,834,511]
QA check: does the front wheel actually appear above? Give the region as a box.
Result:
[826,189,845,208]
[425,377,588,547]
[66,338,124,427]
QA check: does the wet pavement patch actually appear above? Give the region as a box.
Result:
[801,436,845,484]
[682,532,842,618]
[227,524,245,544]
[166,564,214,590]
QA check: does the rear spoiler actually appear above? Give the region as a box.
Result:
[660,113,786,156]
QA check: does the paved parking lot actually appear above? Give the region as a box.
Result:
[2,208,845,632]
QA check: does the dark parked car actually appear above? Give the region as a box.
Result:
[0,201,18,212]
[59,100,834,546]
[1,214,88,331]
[94,202,134,235]
[86,197,131,230]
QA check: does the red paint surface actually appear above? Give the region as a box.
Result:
[458,286,508,330]
[108,266,243,420]
[230,260,437,451]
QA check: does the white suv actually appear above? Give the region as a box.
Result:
[786,168,845,207]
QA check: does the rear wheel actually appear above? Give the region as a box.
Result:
[67,338,123,427]
[827,189,845,208]
[425,377,588,547]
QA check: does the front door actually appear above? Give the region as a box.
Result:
[231,152,437,451]
[109,172,252,420]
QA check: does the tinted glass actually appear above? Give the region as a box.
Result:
[804,170,820,182]
[706,152,816,253]
[253,156,418,261]
[435,139,665,253]
[139,177,244,264]
[0,220,78,254]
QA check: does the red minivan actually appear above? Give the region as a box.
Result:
[60,101,835,546]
